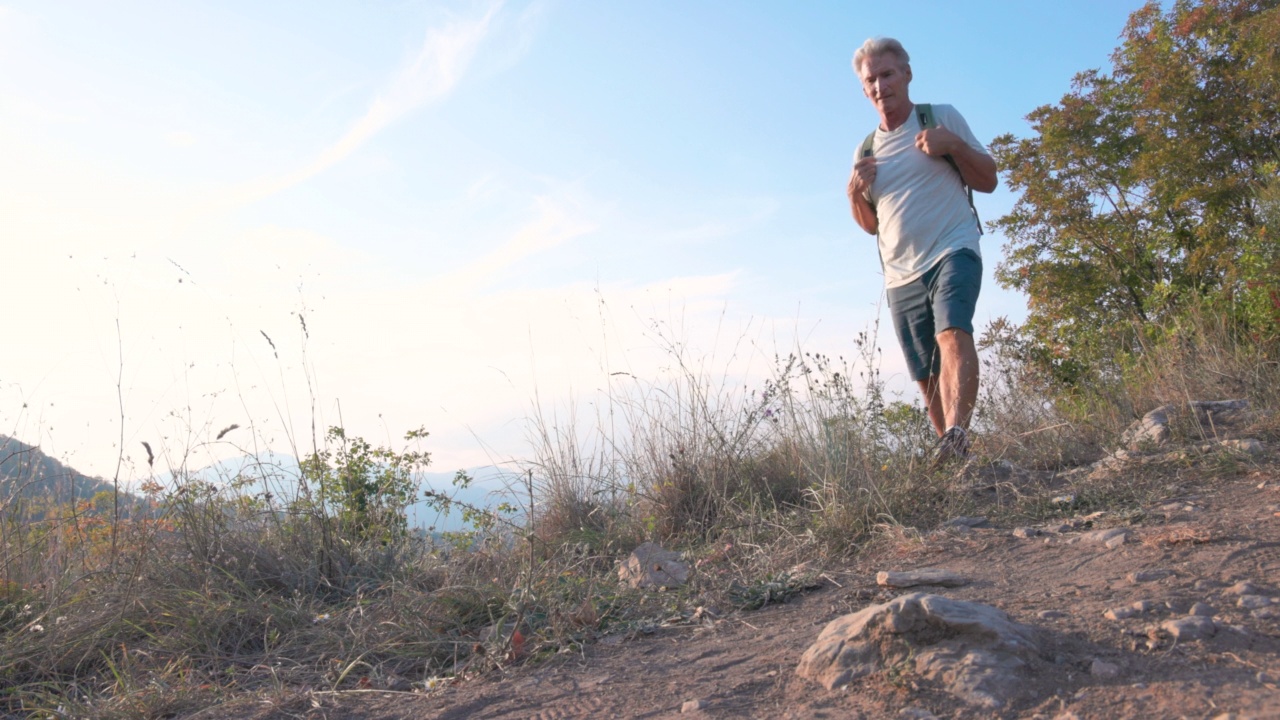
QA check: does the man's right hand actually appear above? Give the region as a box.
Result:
[847,156,877,200]
[847,156,879,235]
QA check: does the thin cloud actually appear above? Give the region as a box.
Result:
[218,1,504,208]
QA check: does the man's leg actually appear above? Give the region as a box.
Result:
[916,375,946,437]
[936,328,979,431]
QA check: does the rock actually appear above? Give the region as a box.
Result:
[876,568,969,588]
[796,593,1037,709]
[1038,610,1067,620]
[1051,494,1076,506]
[1190,399,1249,425]
[1237,595,1274,610]
[1105,534,1128,549]
[1162,616,1217,641]
[1012,527,1040,539]
[1047,523,1072,534]
[1253,606,1280,620]
[1259,671,1278,684]
[944,516,989,528]
[680,699,704,713]
[1189,602,1216,617]
[899,709,940,720]
[1131,600,1159,613]
[1121,405,1172,450]
[1220,438,1263,455]
[618,542,691,589]
[1128,569,1172,583]
[1227,581,1262,596]
[1085,528,1129,545]
[1105,607,1138,620]
[1090,659,1121,679]
[1194,579,1221,592]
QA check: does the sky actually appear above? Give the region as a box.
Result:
[0,0,1154,488]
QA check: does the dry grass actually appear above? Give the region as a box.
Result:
[1,309,1277,716]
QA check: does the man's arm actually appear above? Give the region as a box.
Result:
[915,125,998,193]
[847,156,879,235]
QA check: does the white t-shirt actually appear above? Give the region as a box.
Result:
[862,103,986,288]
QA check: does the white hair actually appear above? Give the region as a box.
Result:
[853,37,910,74]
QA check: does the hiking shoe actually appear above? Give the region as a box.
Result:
[932,426,972,468]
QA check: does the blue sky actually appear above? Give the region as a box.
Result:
[0,1,1151,483]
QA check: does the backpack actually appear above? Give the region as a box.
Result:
[859,103,982,235]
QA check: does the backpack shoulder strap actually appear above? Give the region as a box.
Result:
[860,131,876,159]
[916,103,983,236]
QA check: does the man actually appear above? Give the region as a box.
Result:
[846,37,998,463]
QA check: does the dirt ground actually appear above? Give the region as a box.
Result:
[198,453,1280,720]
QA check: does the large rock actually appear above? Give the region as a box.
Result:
[618,542,690,589]
[796,593,1038,709]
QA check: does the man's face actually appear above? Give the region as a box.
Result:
[859,52,912,116]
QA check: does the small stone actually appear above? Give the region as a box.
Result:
[1193,579,1220,592]
[1227,581,1261,596]
[1086,528,1129,545]
[899,709,939,720]
[1051,494,1076,506]
[1253,606,1280,620]
[681,699,704,713]
[1105,607,1138,620]
[619,542,691,590]
[1090,659,1121,679]
[1129,569,1172,583]
[944,516,988,528]
[1054,712,1083,720]
[1047,524,1072,534]
[1258,671,1278,684]
[1038,610,1067,620]
[1162,616,1217,641]
[1130,600,1159,613]
[1220,438,1264,455]
[1189,602,1215,617]
[1105,534,1128,549]
[1237,595,1274,610]
[1013,527,1040,539]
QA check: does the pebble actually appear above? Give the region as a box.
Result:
[1259,671,1278,684]
[1189,602,1215,617]
[1162,616,1217,641]
[681,699,704,713]
[1087,528,1129,545]
[1237,595,1274,610]
[1129,569,1172,583]
[1193,579,1220,592]
[944,516,988,528]
[1090,659,1121,679]
[1105,534,1128,549]
[1038,610,1067,620]
[899,709,940,720]
[1227,581,1261,596]
[1253,606,1280,620]
[1105,607,1138,620]
[1130,600,1159,613]
[1013,527,1040,539]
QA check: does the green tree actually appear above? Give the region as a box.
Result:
[990,0,1280,382]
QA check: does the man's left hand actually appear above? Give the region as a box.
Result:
[914,124,962,157]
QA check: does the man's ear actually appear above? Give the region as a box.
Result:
[905,64,913,83]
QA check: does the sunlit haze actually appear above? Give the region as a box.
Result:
[0,1,1150,484]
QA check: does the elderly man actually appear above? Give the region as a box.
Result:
[846,37,998,464]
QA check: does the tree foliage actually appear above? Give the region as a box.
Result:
[990,0,1280,383]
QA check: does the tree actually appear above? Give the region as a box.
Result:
[990,0,1280,383]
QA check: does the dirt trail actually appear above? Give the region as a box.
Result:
[208,458,1280,720]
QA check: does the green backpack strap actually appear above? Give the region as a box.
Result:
[915,103,983,236]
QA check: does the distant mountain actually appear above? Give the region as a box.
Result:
[0,435,128,502]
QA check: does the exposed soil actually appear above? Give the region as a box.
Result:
[198,451,1280,720]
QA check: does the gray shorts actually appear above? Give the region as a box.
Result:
[886,249,982,382]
